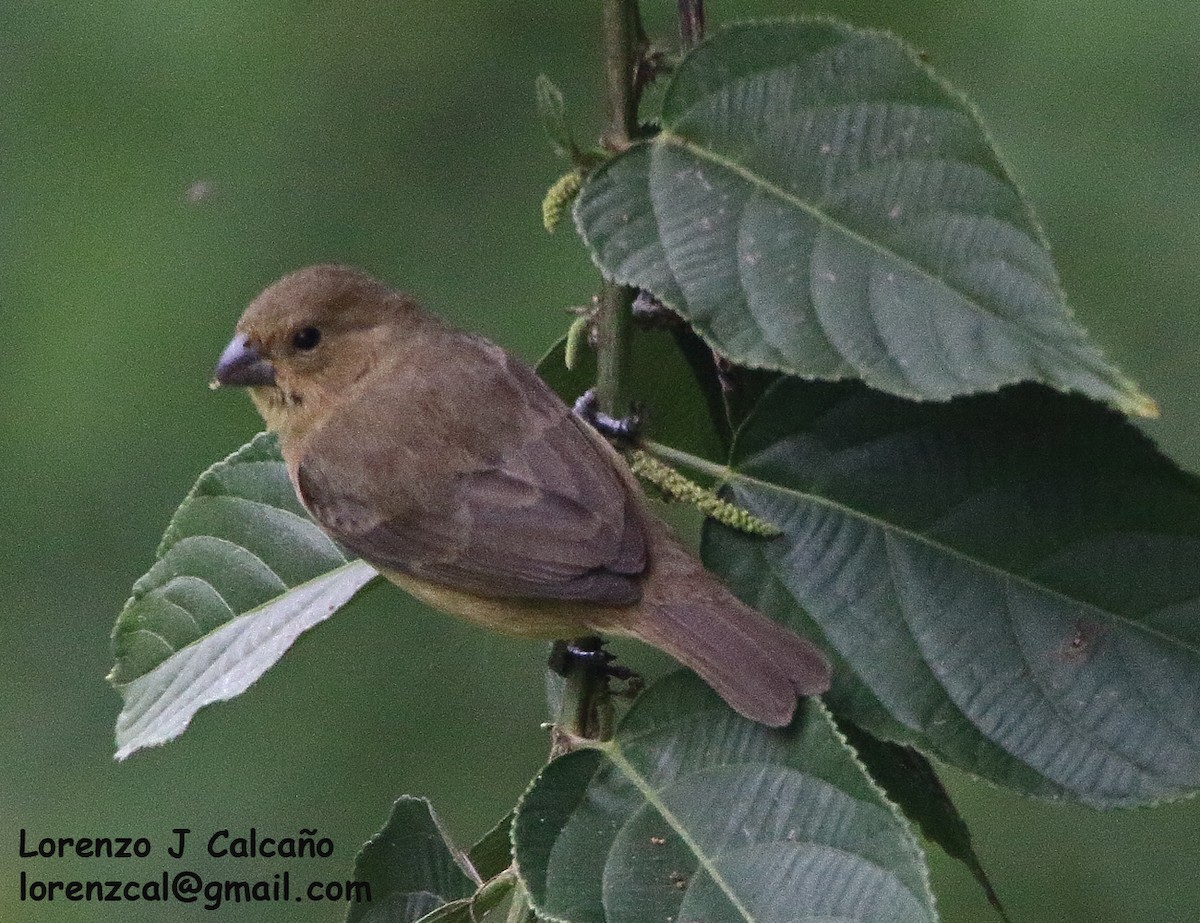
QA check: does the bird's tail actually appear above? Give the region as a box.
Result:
[595,524,831,727]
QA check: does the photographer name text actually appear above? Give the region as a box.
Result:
[19,827,333,860]
[14,827,369,910]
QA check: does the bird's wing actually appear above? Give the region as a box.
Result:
[295,351,646,606]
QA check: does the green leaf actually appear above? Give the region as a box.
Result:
[348,796,479,923]
[468,813,514,882]
[407,872,517,923]
[838,722,1009,922]
[513,672,935,923]
[703,379,1200,806]
[410,900,473,923]
[535,74,574,158]
[109,433,379,758]
[576,19,1154,416]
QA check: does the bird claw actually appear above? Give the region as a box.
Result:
[573,389,642,443]
[548,637,635,681]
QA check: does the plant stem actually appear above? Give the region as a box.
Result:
[600,0,640,148]
[550,637,610,750]
[554,0,644,746]
[678,0,705,50]
[594,285,633,415]
[594,0,641,416]
[643,438,732,482]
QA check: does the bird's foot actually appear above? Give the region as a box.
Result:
[548,638,643,748]
[573,389,642,443]
[548,636,635,681]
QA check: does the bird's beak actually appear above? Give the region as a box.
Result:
[210,334,276,389]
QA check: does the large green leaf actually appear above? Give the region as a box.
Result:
[513,672,936,923]
[348,797,479,923]
[703,379,1200,806]
[109,433,379,759]
[576,19,1154,416]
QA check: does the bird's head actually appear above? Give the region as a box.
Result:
[211,264,423,437]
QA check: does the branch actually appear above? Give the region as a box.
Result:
[593,0,641,416]
[677,0,705,50]
[554,0,644,745]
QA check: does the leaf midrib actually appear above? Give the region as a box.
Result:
[599,742,759,923]
[116,559,378,691]
[648,441,1200,658]
[598,742,929,923]
[730,461,1200,659]
[653,129,1116,389]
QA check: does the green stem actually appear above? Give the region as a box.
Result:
[593,0,641,416]
[551,637,609,747]
[594,282,634,415]
[677,0,705,50]
[600,0,640,147]
[642,438,733,482]
[555,0,644,746]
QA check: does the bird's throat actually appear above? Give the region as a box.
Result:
[249,385,305,439]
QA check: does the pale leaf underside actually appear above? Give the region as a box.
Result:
[110,434,379,758]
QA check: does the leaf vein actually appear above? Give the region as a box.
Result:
[655,130,1109,384]
[602,743,759,923]
[729,465,1200,659]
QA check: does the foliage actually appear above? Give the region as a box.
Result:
[576,19,1156,416]
[515,675,936,923]
[705,378,1200,807]
[109,7,1198,923]
[108,433,379,759]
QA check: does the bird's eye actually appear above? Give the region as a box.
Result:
[292,326,321,351]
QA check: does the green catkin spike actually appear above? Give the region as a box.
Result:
[564,313,590,370]
[542,170,582,233]
[628,449,781,537]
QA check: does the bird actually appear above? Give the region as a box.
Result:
[211,265,831,726]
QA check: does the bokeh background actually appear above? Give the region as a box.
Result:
[3,1,1198,920]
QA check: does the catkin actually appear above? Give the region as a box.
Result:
[542,170,582,233]
[627,450,781,537]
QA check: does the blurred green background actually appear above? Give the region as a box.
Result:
[3,1,1198,920]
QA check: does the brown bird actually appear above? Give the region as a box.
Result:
[212,265,830,726]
